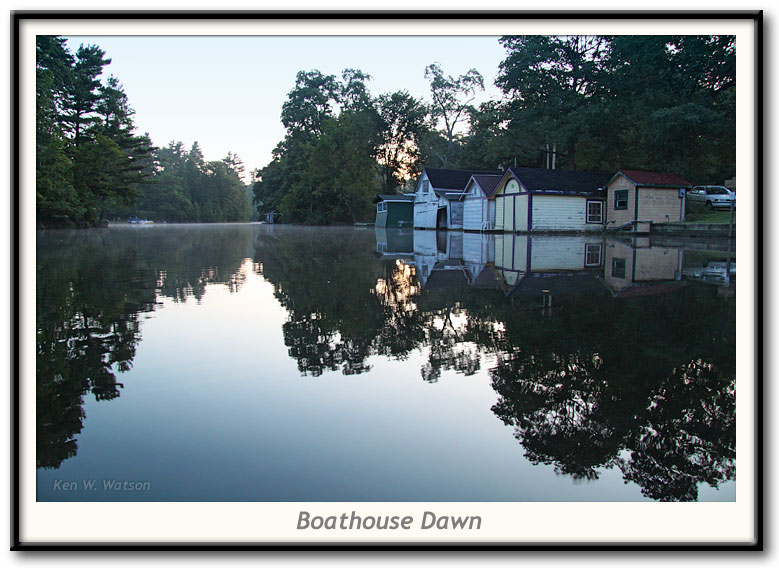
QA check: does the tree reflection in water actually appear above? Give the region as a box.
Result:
[36,226,254,468]
[256,227,735,501]
[619,359,735,501]
[489,286,735,500]
[37,226,736,501]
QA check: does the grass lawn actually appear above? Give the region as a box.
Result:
[684,203,735,224]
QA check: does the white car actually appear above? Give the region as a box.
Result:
[687,186,735,209]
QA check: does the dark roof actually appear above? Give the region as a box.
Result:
[424,266,470,290]
[616,170,691,188]
[375,194,415,203]
[508,272,608,299]
[507,167,611,196]
[468,174,503,198]
[425,167,503,191]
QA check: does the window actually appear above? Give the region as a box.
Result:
[586,200,604,223]
[612,258,626,279]
[614,190,628,210]
[377,202,387,213]
[585,244,603,267]
[422,180,430,193]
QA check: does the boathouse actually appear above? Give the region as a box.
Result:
[493,167,611,233]
[462,174,503,232]
[604,170,691,230]
[413,167,502,230]
[375,194,415,228]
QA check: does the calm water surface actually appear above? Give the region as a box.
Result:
[36,224,736,502]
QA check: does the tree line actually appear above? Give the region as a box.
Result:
[36,35,735,228]
[117,142,253,223]
[252,65,476,225]
[36,37,252,228]
[253,35,735,225]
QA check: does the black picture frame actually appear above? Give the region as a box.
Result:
[12,9,763,551]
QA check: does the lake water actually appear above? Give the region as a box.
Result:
[36,224,736,502]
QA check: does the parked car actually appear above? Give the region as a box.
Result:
[683,261,735,284]
[687,186,735,209]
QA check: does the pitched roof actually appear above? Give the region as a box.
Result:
[425,167,503,191]
[616,170,691,187]
[424,266,470,290]
[508,272,609,299]
[468,174,503,198]
[507,167,611,196]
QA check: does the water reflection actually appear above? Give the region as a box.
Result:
[378,229,735,499]
[253,227,735,500]
[36,225,255,468]
[37,225,735,502]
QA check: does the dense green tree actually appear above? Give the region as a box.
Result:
[603,35,736,181]
[255,68,339,224]
[63,44,112,146]
[37,37,246,227]
[256,35,735,224]
[306,111,382,223]
[252,157,287,221]
[458,100,540,170]
[482,34,736,181]
[201,159,253,222]
[36,37,155,227]
[339,68,375,112]
[376,91,430,192]
[256,68,386,224]
[133,141,191,221]
[71,134,132,224]
[129,142,251,223]
[280,70,340,135]
[423,62,484,167]
[222,151,246,180]
[495,35,610,170]
[36,37,78,225]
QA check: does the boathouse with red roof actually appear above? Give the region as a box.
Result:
[605,170,691,228]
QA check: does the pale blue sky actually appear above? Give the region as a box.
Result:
[64,35,507,182]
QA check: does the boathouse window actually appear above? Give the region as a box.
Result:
[377,202,387,213]
[585,244,603,267]
[614,190,628,210]
[586,200,604,223]
[612,257,626,279]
